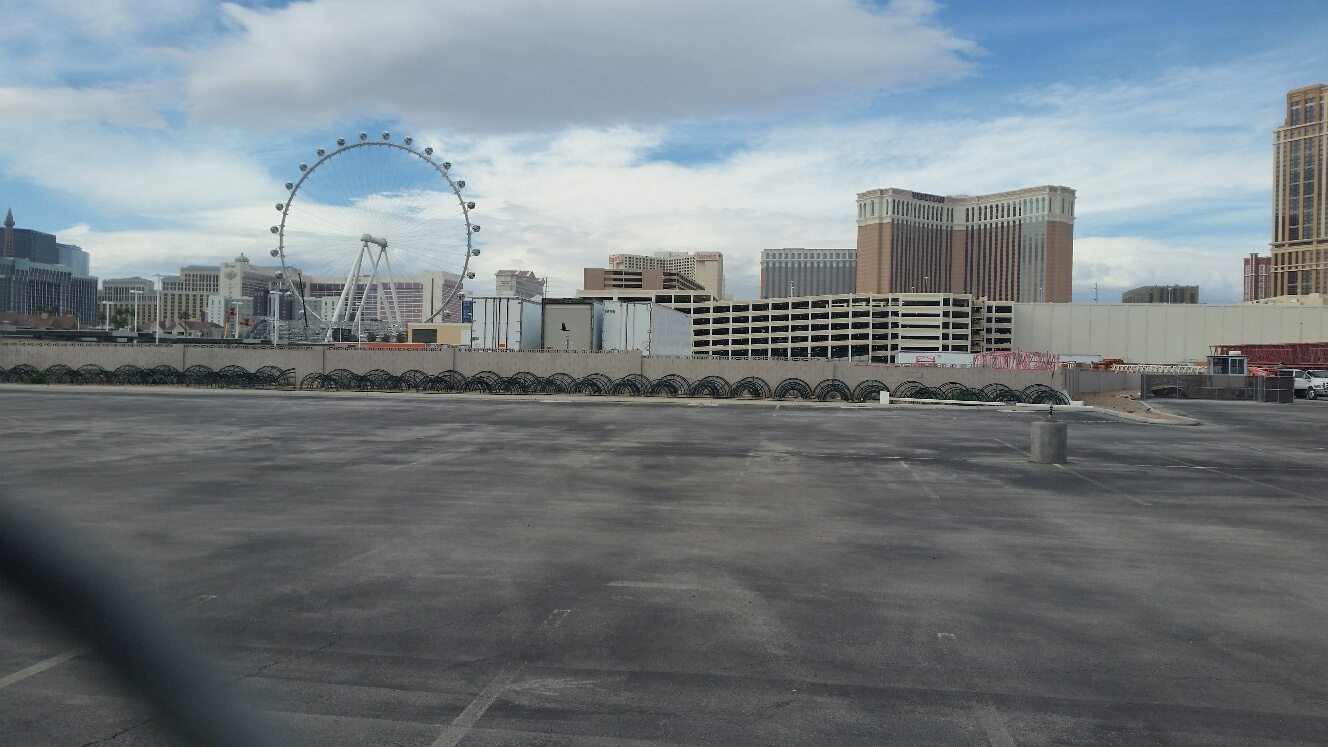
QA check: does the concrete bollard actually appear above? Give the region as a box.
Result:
[880,390,890,405]
[1030,419,1068,464]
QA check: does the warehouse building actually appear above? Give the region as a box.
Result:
[1010,303,1328,363]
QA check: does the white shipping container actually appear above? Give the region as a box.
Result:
[469,296,543,350]
[542,300,603,351]
[602,301,692,357]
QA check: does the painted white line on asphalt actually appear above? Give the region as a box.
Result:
[607,581,704,591]
[935,634,1018,747]
[1166,456,1314,499]
[899,461,940,500]
[432,664,525,747]
[1051,464,1151,507]
[0,648,85,689]
[431,608,570,747]
[976,704,1017,747]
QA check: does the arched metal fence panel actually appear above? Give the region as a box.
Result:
[609,374,651,396]
[648,374,689,397]
[690,375,731,399]
[572,373,612,395]
[812,379,851,402]
[773,378,811,400]
[851,380,888,402]
[730,376,772,399]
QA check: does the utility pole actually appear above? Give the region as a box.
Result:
[153,273,164,343]
[129,289,143,343]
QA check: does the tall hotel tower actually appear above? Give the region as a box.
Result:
[854,185,1075,302]
[1272,84,1327,297]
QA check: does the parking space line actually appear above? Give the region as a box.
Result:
[1165,456,1314,499]
[432,664,525,747]
[431,608,571,747]
[935,633,1017,747]
[994,437,1149,506]
[0,648,86,689]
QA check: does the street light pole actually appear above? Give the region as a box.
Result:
[153,273,164,343]
[129,289,143,344]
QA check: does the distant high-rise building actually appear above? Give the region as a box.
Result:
[1,210,97,323]
[608,251,724,298]
[855,186,1074,302]
[1122,285,1199,304]
[760,249,856,298]
[100,277,158,327]
[1244,253,1272,302]
[495,270,545,300]
[1272,84,1327,297]
[57,243,90,275]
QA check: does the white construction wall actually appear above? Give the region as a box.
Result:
[1011,303,1328,363]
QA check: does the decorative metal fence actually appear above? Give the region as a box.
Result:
[1,364,1072,405]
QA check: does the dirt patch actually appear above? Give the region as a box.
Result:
[1080,390,1177,421]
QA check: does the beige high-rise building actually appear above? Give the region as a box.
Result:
[1272,84,1327,297]
[855,186,1075,302]
[608,251,724,298]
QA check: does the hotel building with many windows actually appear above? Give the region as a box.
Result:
[855,185,1075,302]
[1272,84,1327,297]
[759,248,856,298]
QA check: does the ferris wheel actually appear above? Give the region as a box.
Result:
[270,131,479,342]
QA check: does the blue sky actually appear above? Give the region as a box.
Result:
[0,0,1324,302]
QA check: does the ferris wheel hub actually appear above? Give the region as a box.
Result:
[360,233,388,249]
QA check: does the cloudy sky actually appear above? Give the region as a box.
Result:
[1,0,1324,302]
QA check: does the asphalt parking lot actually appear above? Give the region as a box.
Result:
[1,387,1326,746]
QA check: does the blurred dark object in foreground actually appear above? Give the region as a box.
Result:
[0,497,284,747]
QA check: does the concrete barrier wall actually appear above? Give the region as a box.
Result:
[183,346,325,382]
[1059,369,1138,396]
[645,357,836,386]
[456,350,643,379]
[325,348,456,377]
[0,342,1087,394]
[0,342,186,370]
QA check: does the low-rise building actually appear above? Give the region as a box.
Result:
[1011,302,1328,363]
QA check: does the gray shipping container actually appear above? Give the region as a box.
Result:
[470,296,543,350]
[542,299,603,351]
[602,301,692,357]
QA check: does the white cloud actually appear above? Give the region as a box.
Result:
[1073,236,1257,303]
[0,121,277,218]
[186,0,976,130]
[0,86,169,128]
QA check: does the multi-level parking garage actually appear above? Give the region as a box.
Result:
[668,293,1014,362]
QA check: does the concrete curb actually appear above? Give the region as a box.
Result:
[1088,404,1200,426]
